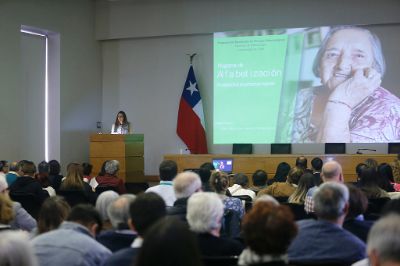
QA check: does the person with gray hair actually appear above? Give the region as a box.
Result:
[167,171,202,221]
[288,182,366,264]
[97,194,137,252]
[95,190,119,230]
[0,231,38,266]
[94,160,126,194]
[292,25,400,143]
[187,192,243,257]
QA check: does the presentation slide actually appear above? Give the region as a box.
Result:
[213,25,400,144]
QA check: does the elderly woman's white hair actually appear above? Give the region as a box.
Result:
[367,214,400,264]
[173,171,202,199]
[105,160,120,175]
[107,194,136,228]
[95,190,119,221]
[186,192,224,233]
[0,231,38,266]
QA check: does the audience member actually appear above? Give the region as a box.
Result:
[365,158,379,170]
[381,198,400,216]
[9,160,50,208]
[378,163,399,192]
[35,161,51,188]
[167,171,202,220]
[97,194,137,252]
[311,157,323,186]
[356,163,368,184]
[390,153,400,183]
[59,162,97,204]
[0,192,14,230]
[239,201,297,266]
[145,160,178,206]
[34,196,71,236]
[267,162,291,185]
[134,216,203,266]
[95,190,119,231]
[295,156,308,170]
[343,184,374,243]
[90,160,109,188]
[249,169,268,194]
[94,160,126,194]
[1,178,37,232]
[255,194,280,205]
[228,173,256,199]
[304,160,344,213]
[32,204,111,265]
[104,192,166,266]
[209,171,244,218]
[258,166,303,199]
[0,231,38,266]
[288,172,315,205]
[0,160,8,184]
[82,162,93,182]
[288,182,366,264]
[187,192,243,257]
[198,162,215,192]
[48,159,63,191]
[359,166,390,199]
[5,161,19,186]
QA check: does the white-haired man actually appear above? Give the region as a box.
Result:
[304,160,344,213]
[187,192,243,257]
[288,182,366,264]
[167,171,202,221]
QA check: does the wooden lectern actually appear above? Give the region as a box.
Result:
[89,134,145,183]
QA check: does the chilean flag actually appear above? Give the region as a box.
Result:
[177,65,208,154]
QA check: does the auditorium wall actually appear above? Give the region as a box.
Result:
[0,0,102,168]
[96,0,400,175]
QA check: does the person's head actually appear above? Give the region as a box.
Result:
[19,160,36,177]
[295,156,308,170]
[159,160,178,181]
[48,160,61,175]
[356,163,368,181]
[274,162,291,181]
[365,158,379,170]
[321,160,343,183]
[67,204,103,236]
[37,161,49,174]
[359,166,379,187]
[95,190,119,221]
[378,163,395,183]
[0,231,38,266]
[37,196,71,234]
[187,192,224,235]
[311,157,323,172]
[115,110,128,125]
[313,26,385,91]
[173,171,202,199]
[134,216,202,266]
[107,194,136,229]
[313,182,349,222]
[98,160,109,176]
[242,201,297,256]
[288,173,316,204]
[82,163,93,176]
[286,166,304,185]
[255,194,280,206]
[346,184,368,219]
[61,162,84,190]
[0,193,14,225]
[0,160,9,173]
[198,162,215,187]
[233,173,249,187]
[209,171,229,194]
[105,160,120,176]
[129,192,166,236]
[8,161,19,173]
[252,169,268,187]
[367,214,400,266]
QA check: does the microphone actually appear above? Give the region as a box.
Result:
[356,148,377,154]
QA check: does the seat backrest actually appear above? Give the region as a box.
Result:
[202,256,239,266]
[95,186,119,195]
[231,195,253,212]
[9,193,41,219]
[220,209,241,239]
[365,197,391,220]
[282,203,312,221]
[274,196,289,203]
[58,190,90,207]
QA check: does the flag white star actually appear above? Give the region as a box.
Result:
[186,81,198,96]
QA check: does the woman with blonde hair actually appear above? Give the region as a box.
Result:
[288,173,315,205]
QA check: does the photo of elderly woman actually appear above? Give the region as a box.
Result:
[292,26,400,143]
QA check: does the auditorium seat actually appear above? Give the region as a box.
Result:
[95,186,120,195]
[9,193,41,219]
[202,255,238,266]
[231,195,253,212]
[58,189,91,207]
[220,209,241,239]
[283,203,314,221]
[364,197,390,220]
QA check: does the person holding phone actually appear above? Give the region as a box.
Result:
[292,26,400,143]
[111,111,132,134]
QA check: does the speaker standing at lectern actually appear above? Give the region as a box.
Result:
[111,111,133,134]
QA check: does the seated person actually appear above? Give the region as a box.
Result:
[359,166,390,199]
[228,173,256,200]
[258,167,304,199]
[186,192,243,257]
[249,169,268,194]
[94,160,126,194]
[239,201,298,266]
[288,173,315,205]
